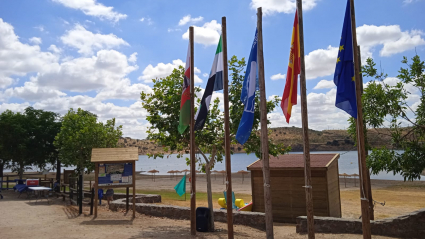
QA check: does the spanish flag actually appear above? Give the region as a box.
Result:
[281,10,300,123]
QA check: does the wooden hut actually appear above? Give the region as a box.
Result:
[247,154,341,223]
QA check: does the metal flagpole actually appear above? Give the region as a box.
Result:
[257,7,274,239]
[350,0,372,238]
[189,26,197,236]
[296,0,315,238]
[221,16,234,239]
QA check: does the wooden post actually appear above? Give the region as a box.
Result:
[185,172,187,201]
[357,45,374,220]
[350,0,372,238]
[126,187,129,212]
[222,16,234,239]
[6,176,9,190]
[296,1,315,238]
[189,26,196,236]
[132,161,136,218]
[257,7,274,239]
[90,187,94,215]
[94,163,98,218]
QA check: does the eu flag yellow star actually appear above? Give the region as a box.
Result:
[339,45,344,52]
[352,76,355,82]
[336,57,341,63]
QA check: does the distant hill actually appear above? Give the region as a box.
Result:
[117,126,393,155]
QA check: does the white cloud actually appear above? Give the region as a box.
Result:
[250,0,318,15]
[48,44,62,54]
[34,25,45,32]
[61,24,129,55]
[0,77,14,89]
[3,81,66,101]
[95,78,152,101]
[139,59,202,83]
[35,49,138,92]
[128,52,138,63]
[0,19,58,88]
[0,102,30,113]
[52,0,127,22]
[268,88,352,130]
[305,46,338,80]
[29,37,42,45]
[182,20,221,46]
[178,15,204,26]
[313,80,335,90]
[271,73,286,80]
[203,73,209,77]
[140,17,153,25]
[357,24,425,57]
[168,28,182,33]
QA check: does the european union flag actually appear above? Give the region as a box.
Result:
[236,29,258,145]
[334,0,357,119]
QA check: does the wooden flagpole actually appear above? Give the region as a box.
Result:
[257,7,274,239]
[189,26,196,236]
[296,0,315,238]
[221,16,234,239]
[350,0,372,238]
[357,45,374,220]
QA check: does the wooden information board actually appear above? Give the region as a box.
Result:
[91,148,138,218]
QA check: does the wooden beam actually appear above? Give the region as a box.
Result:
[94,162,98,218]
[296,0,315,238]
[357,45,374,220]
[132,161,136,218]
[350,0,372,238]
[221,16,234,239]
[189,26,196,236]
[257,7,274,239]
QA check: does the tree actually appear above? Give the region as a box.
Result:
[0,107,61,179]
[54,108,123,174]
[141,56,289,231]
[349,55,424,181]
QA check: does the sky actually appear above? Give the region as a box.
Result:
[0,0,424,139]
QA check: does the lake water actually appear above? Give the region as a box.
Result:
[136,151,414,181]
[5,151,417,181]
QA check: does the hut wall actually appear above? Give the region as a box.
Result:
[327,159,342,217]
[251,169,330,223]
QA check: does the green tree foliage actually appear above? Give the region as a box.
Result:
[349,55,425,181]
[54,108,123,174]
[141,56,289,230]
[0,107,61,179]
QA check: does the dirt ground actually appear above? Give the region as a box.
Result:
[0,190,394,239]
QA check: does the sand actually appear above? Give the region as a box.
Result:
[0,190,393,239]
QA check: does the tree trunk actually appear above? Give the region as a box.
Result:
[205,162,215,231]
[198,146,216,232]
[19,162,24,180]
[0,162,4,179]
[56,159,61,183]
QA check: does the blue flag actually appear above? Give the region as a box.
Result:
[174,174,186,197]
[334,0,357,119]
[236,29,258,145]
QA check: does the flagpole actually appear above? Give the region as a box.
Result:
[221,16,234,239]
[349,0,372,238]
[357,45,374,220]
[257,7,274,239]
[189,26,197,236]
[296,1,315,238]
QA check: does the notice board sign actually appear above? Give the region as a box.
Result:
[98,162,133,186]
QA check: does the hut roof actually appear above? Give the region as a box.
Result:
[247,154,339,170]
